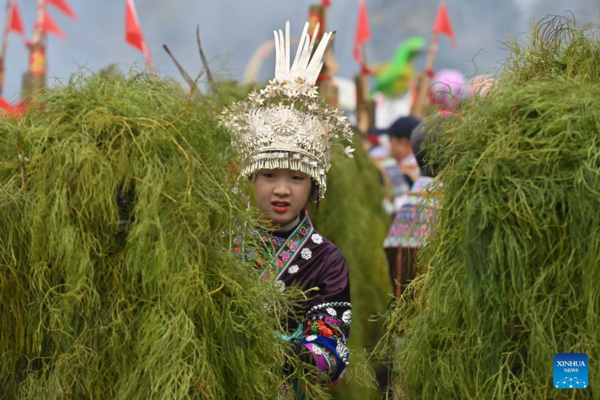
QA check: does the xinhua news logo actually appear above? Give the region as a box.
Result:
[554,353,588,389]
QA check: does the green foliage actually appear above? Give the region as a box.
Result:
[381,18,600,399]
[309,138,392,400]
[0,71,324,399]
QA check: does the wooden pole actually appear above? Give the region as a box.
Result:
[355,22,375,136]
[355,73,375,136]
[395,248,403,298]
[22,0,46,99]
[412,0,446,118]
[411,33,438,118]
[0,0,15,95]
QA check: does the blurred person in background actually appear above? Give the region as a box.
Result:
[387,115,421,191]
[383,118,441,298]
[369,116,421,217]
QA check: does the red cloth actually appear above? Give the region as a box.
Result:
[353,0,371,68]
[8,2,26,36]
[39,10,66,40]
[433,3,456,48]
[125,0,152,66]
[0,96,15,113]
[46,0,77,19]
[0,97,26,117]
[367,135,380,146]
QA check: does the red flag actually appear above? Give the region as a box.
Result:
[353,0,371,70]
[433,3,456,47]
[0,96,24,117]
[0,96,15,112]
[321,0,331,6]
[0,98,27,117]
[8,2,26,36]
[39,10,66,40]
[125,0,152,66]
[46,0,77,20]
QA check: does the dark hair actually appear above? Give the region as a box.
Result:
[410,120,441,177]
[388,116,421,140]
[309,180,320,208]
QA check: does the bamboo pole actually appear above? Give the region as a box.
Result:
[22,0,46,98]
[355,73,374,135]
[411,1,445,118]
[395,248,403,298]
[355,24,374,135]
[411,34,438,118]
[0,0,15,95]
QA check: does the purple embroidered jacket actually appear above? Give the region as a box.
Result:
[232,210,351,382]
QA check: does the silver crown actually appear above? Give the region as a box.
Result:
[221,21,354,200]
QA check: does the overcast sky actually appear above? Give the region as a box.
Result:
[2,0,599,101]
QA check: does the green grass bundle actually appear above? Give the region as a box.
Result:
[381,18,600,399]
[0,72,325,399]
[309,139,392,400]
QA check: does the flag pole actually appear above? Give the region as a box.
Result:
[22,0,47,98]
[355,36,373,135]
[411,0,444,119]
[354,0,374,136]
[0,0,15,95]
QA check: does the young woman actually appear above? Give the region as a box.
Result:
[222,21,354,389]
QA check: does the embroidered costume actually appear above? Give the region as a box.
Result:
[232,211,351,382]
[383,176,437,249]
[221,21,354,387]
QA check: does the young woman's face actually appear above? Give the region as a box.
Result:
[253,168,312,228]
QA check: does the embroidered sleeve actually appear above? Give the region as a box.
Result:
[299,249,351,383]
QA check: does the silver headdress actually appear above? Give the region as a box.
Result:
[221,21,354,200]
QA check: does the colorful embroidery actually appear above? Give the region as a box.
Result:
[324,316,341,327]
[303,316,346,341]
[231,214,314,280]
[317,321,333,337]
[384,177,438,249]
[261,216,313,280]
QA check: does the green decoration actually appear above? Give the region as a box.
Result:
[381,17,600,399]
[373,37,425,98]
[0,71,326,399]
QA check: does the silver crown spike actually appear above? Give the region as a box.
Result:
[273,21,331,85]
[285,21,291,74]
[291,22,309,73]
[306,31,332,84]
[273,30,280,78]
